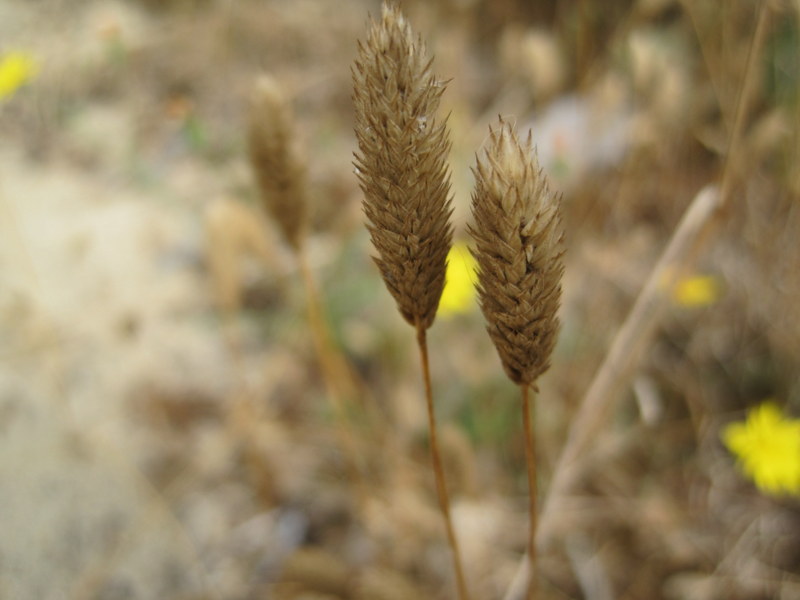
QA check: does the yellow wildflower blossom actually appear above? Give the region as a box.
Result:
[722,402,800,496]
[439,243,477,317]
[0,51,39,100]
[672,274,721,307]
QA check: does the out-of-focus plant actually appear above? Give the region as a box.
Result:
[0,51,38,101]
[671,274,722,308]
[659,268,723,308]
[723,401,800,497]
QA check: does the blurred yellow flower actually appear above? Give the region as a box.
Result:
[439,243,477,317]
[672,274,721,307]
[0,51,39,100]
[659,268,721,308]
[722,402,800,497]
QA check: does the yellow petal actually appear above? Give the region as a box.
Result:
[0,51,39,100]
[722,401,800,496]
[672,275,721,307]
[439,243,478,317]
[722,421,749,454]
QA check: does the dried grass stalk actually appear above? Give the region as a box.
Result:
[247,75,308,252]
[469,118,564,387]
[352,3,453,330]
[353,6,469,599]
[470,118,564,600]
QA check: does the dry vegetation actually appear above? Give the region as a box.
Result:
[1,0,799,599]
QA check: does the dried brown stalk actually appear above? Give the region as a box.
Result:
[503,4,767,598]
[534,0,769,567]
[353,5,468,600]
[470,118,564,600]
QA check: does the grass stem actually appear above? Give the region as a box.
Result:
[521,384,537,600]
[298,246,358,404]
[416,323,470,600]
[298,245,368,510]
[534,4,771,555]
[537,185,721,551]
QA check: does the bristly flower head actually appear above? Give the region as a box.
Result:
[352,3,453,330]
[723,402,800,497]
[469,118,564,387]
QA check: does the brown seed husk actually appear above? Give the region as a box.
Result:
[352,3,453,330]
[469,119,564,386]
[247,75,308,252]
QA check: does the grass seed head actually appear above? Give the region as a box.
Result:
[469,118,564,386]
[247,75,308,252]
[352,3,453,330]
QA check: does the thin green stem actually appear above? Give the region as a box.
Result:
[416,323,470,600]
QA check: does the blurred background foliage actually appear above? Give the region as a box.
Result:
[0,0,798,598]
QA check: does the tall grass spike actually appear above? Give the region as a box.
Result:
[469,118,564,386]
[352,3,453,330]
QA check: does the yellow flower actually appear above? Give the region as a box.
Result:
[672,274,721,307]
[0,51,39,101]
[722,402,800,496]
[658,268,722,308]
[439,243,477,317]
